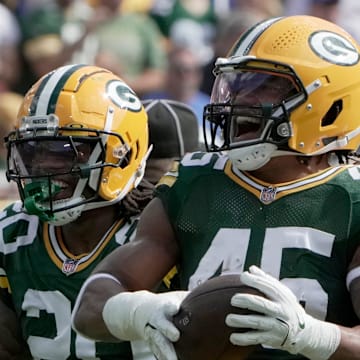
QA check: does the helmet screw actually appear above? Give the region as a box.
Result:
[299,142,305,148]
[315,141,321,147]
[306,104,312,111]
[102,178,108,183]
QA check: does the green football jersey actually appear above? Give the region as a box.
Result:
[0,201,141,360]
[157,151,360,360]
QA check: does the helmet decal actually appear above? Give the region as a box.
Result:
[29,64,85,116]
[106,80,142,112]
[309,31,359,66]
[230,17,282,57]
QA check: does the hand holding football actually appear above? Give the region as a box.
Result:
[172,274,264,360]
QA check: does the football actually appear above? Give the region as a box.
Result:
[172,274,264,360]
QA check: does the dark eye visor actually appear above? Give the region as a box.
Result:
[10,137,99,177]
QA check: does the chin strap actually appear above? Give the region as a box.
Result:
[228,143,278,171]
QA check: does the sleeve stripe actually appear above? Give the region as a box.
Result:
[0,267,10,292]
[0,276,9,291]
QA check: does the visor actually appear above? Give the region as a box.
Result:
[9,138,98,177]
[210,70,300,106]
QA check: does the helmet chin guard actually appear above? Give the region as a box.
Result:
[23,181,86,225]
[44,203,85,226]
[228,143,277,171]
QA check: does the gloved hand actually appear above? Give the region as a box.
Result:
[225,266,341,360]
[102,290,189,360]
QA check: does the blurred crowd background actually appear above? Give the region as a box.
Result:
[0,0,355,202]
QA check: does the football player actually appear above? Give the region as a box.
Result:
[0,64,153,359]
[72,15,360,360]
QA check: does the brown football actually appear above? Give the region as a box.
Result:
[172,274,264,360]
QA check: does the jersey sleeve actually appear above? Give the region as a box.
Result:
[0,202,27,309]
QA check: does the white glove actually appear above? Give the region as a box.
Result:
[102,290,189,360]
[225,266,341,360]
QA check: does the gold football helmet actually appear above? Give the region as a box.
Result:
[6,64,149,224]
[204,15,360,170]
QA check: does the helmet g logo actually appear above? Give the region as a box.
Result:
[309,31,359,66]
[107,80,142,112]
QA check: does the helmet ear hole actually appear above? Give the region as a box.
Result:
[133,140,140,160]
[321,99,343,127]
[120,149,132,169]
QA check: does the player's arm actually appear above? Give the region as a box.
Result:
[225,266,360,360]
[331,325,360,359]
[0,296,32,359]
[72,198,187,360]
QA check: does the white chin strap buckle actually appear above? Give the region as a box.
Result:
[47,198,85,225]
[228,143,277,171]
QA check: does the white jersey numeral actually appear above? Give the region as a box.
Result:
[189,226,334,320]
[23,289,99,359]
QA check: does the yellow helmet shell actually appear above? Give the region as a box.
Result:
[226,15,360,155]
[17,64,149,202]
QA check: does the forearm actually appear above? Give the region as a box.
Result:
[330,325,360,360]
[72,274,125,341]
[73,273,188,360]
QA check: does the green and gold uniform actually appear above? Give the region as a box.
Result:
[157,151,360,359]
[0,201,140,359]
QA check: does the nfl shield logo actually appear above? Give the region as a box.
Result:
[260,186,277,204]
[62,259,79,275]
